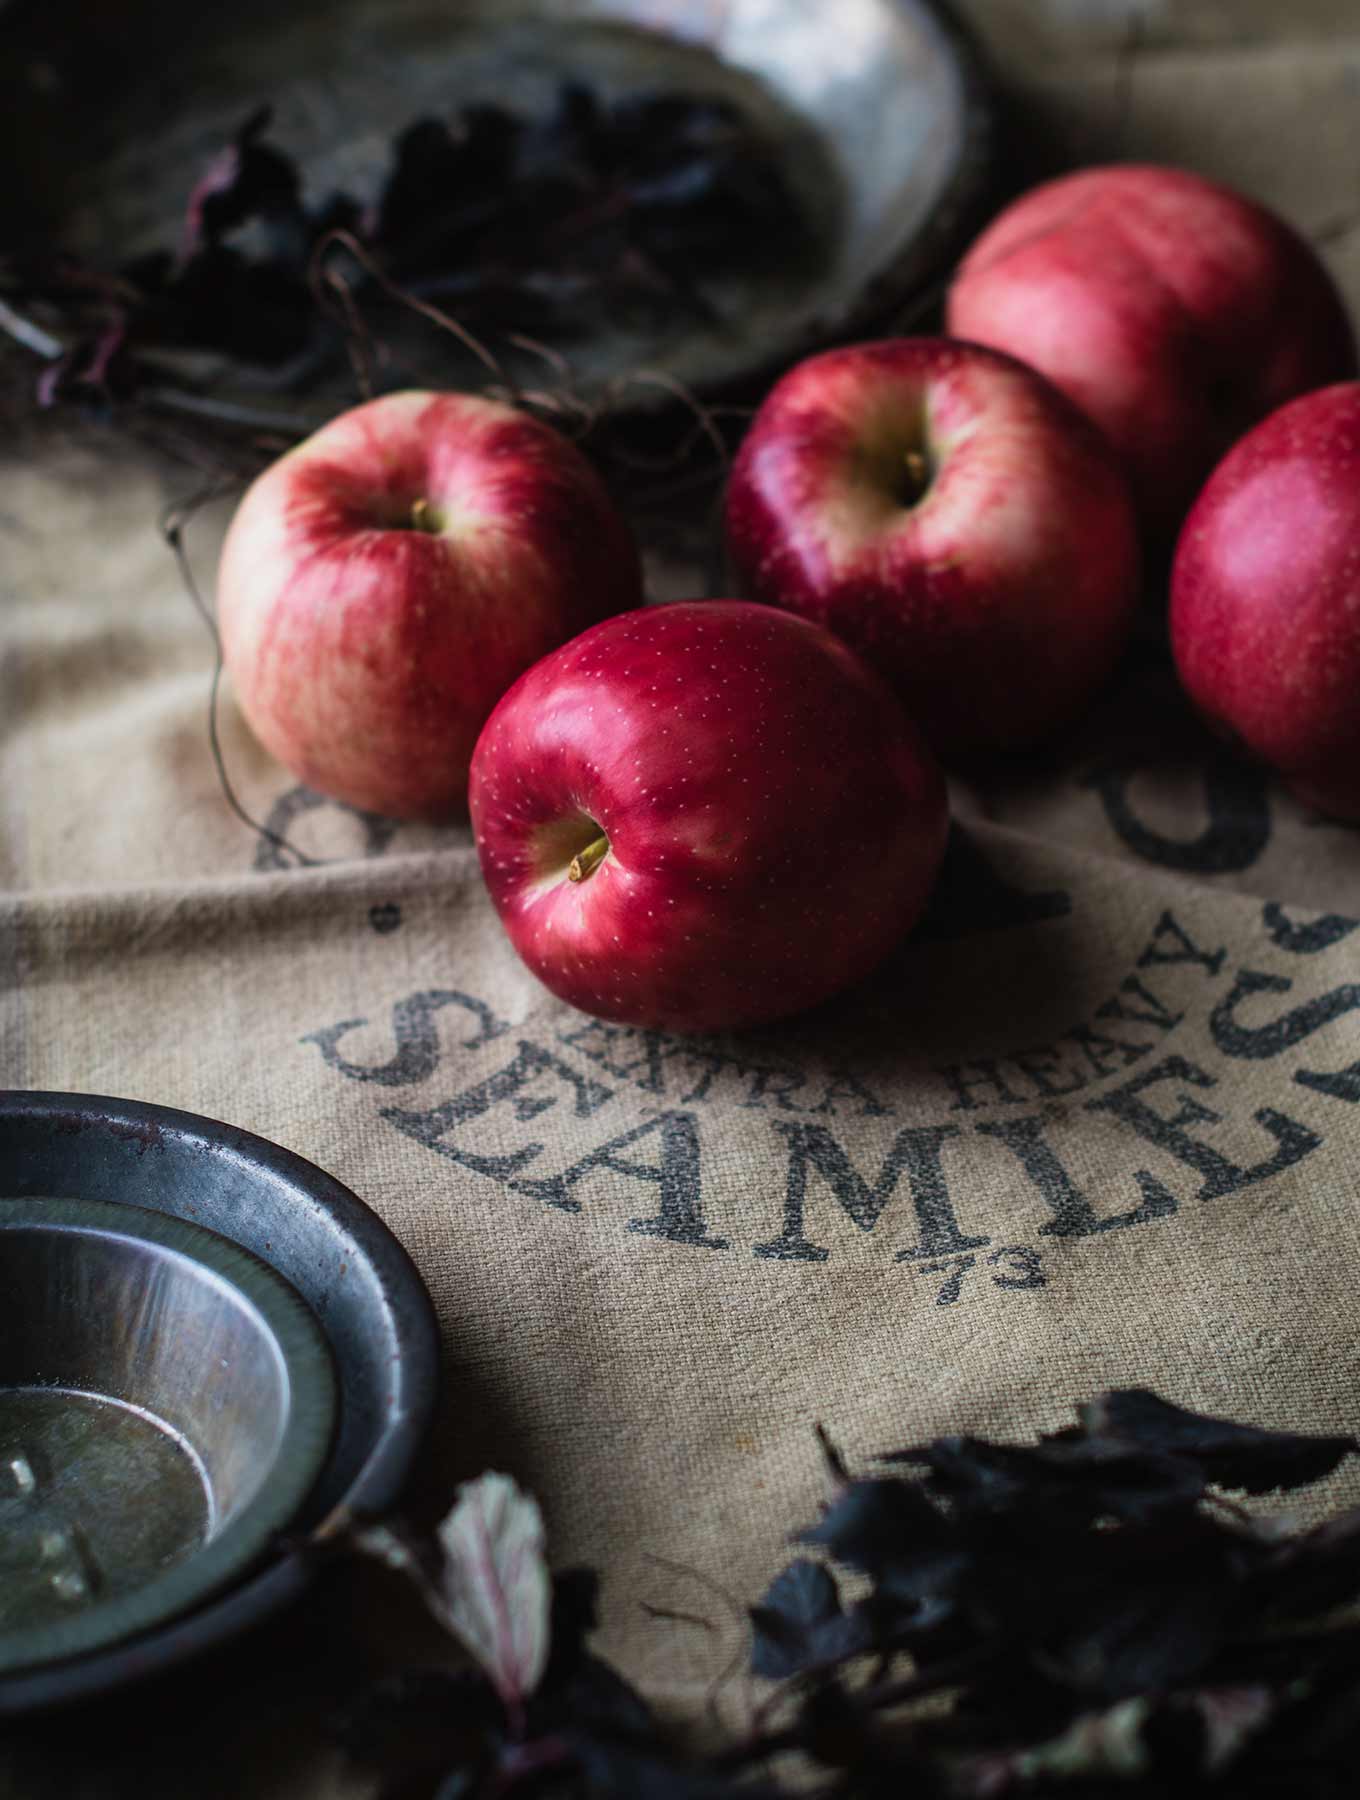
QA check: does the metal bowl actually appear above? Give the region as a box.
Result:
[0,1094,439,1714]
[3,0,991,409]
[0,1197,336,1675]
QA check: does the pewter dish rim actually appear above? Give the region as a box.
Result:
[0,1092,439,1714]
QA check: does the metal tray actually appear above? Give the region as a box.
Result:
[0,1092,439,1714]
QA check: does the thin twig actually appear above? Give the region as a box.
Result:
[160,489,319,869]
[714,1649,989,1772]
[612,367,730,472]
[1203,1490,1265,1528]
[504,331,575,385]
[120,410,268,483]
[815,1421,851,1486]
[311,257,377,401]
[313,229,510,388]
[512,386,600,436]
[142,387,321,437]
[0,297,63,360]
[626,463,731,513]
[641,1551,748,1630]
[639,1601,717,1635]
[642,1550,754,1738]
[503,332,609,439]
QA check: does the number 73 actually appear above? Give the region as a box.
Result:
[899,1244,1046,1306]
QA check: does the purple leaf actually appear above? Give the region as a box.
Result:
[435,1472,552,1715]
[750,1559,871,1679]
[1080,1390,1357,1494]
[796,1477,948,1574]
[179,105,301,264]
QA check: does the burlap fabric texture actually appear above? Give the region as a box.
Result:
[6,6,1360,1795]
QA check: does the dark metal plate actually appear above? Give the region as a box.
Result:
[0,1093,439,1714]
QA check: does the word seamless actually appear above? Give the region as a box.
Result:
[303,898,1360,1306]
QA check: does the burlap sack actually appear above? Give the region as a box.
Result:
[6,5,1360,1794]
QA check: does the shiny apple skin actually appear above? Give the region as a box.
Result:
[217,390,642,820]
[1171,382,1360,821]
[947,164,1356,537]
[468,601,948,1033]
[723,337,1139,760]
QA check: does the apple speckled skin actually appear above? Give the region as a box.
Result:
[724,337,1139,760]
[468,601,948,1033]
[948,165,1356,537]
[1171,383,1360,822]
[217,390,642,820]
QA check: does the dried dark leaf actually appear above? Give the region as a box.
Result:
[794,1677,884,1774]
[1031,1573,1241,1702]
[35,314,135,407]
[999,1695,1156,1783]
[953,1682,1278,1793]
[887,1431,1206,1526]
[376,1774,476,1800]
[155,246,320,362]
[372,111,519,275]
[575,1734,782,1799]
[334,1666,500,1773]
[1080,1390,1357,1494]
[547,1650,656,1744]
[531,1583,655,1748]
[954,1511,1256,1701]
[334,1388,1360,1799]
[429,1775,479,1800]
[349,1517,445,1591]
[544,1565,601,1684]
[854,1547,973,1645]
[749,1559,870,1679]
[180,105,302,261]
[1250,1504,1360,1621]
[1186,1683,1279,1772]
[796,1478,949,1575]
[15,75,816,434]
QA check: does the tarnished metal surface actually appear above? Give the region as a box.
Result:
[0,1196,335,1675]
[0,1390,210,1633]
[0,1098,439,1713]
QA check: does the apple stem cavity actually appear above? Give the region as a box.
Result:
[567,834,610,884]
[408,496,444,533]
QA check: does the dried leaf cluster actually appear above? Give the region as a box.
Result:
[335,1389,1360,1798]
[3,83,806,437]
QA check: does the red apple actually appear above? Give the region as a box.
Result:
[217,390,642,819]
[468,601,947,1032]
[1171,381,1360,820]
[947,164,1356,536]
[723,337,1139,760]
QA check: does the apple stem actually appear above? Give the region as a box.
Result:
[567,835,610,883]
[902,448,932,504]
[410,496,442,533]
